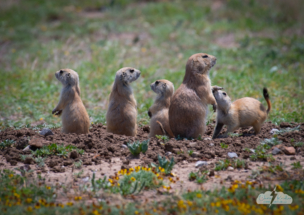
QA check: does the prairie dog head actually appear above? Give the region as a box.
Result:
[150,79,174,99]
[185,53,217,77]
[55,68,79,87]
[213,89,231,112]
[116,67,141,85]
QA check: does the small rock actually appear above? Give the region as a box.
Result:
[227,166,234,171]
[225,175,233,181]
[250,149,255,153]
[63,160,73,166]
[195,161,208,168]
[52,166,65,173]
[189,142,198,148]
[290,157,296,160]
[70,150,79,159]
[81,177,89,183]
[270,128,279,134]
[280,122,291,128]
[282,146,296,155]
[272,147,281,155]
[39,128,54,136]
[182,160,188,164]
[165,152,172,156]
[209,143,214,147]
[241,170,249,173]
[228,152,238,158]
[209,169,215,177]
[23,145,31,151]
[191,152,200,157]
[121,144,127,148]
[204,137,212,141]
[29,137,50,149]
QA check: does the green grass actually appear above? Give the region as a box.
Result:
[0,0,304,130]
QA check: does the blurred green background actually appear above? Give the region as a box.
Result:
[0,0,303,129]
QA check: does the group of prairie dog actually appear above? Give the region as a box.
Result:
[53,53,271,139]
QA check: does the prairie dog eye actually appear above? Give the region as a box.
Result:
[223,92,227,96]
[129,69,134,73]
[60,70,64,74]
[202,55,208,58]
[155,81,160,85]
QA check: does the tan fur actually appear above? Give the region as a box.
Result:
[169,53,217,139]
[52,68,90,134]
[148,79,174,138]
[212,88,271,139]
[106,67,141,136]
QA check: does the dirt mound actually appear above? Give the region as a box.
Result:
[0,122,303,171]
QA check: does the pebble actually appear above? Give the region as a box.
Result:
[250,149,255,153]
[121,144,127,148]
[270,128,279,134]
[81,177,90,183]
[272,147,281,155]
[165,152,172,155]
[182,160,188,164]
[228,152,238,158]
[189,142,197,147]
[227,167,234,171]
[39,128,54,136]
[282,146,296,155]
[195,161,208,168]
[209,143,214,147]
[204,137,212,141]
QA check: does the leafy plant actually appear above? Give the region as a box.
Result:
[127,140,149,156]
[261,137,282,146]
[151,155,175,175]
[273,125,300,135]
[291,161,302,169]
[250,143,275,161]
[32,143,84,157]
[188,171,208,184]
[0,139,15,150]
[156,135,169,143]
[188,150,194,156]
[34,156,45,167]
[227,132,242,137]
[220,143,228,149]
[74,160,83,169]
[294,142,304,147]
[215,159,246,171]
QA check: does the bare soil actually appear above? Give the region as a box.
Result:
[0,121,303,195]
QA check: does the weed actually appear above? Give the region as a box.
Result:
[127,140,149,156]
[273,125,300,135]
[20,154,33,161]
[220,143,228,149]
[151,155,175,175]
[215,159,246,171]
[156,135,169,143]
[34,156,45,167]
[294,142,304,147]
[0,139,15,150]
[250,143,275,161]
[243,147,251,153]
[292,161,302,169]
[73,170,84,178]
[32,143,84,157]
[188,171,208,184]
[261,137,282,146]
[74,160,83,169]
[188,150,194,156]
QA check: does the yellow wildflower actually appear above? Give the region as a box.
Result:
[92,209,100,215]
[35,204,41,209]
[27,206,33,212]
[13,193,20,198]
[130,177,136,182]
[46,186,51,190]
[135,211,139,214]
[8,174,14,178]
[196,193,202,198]
[74,196,82,201]
[288,205,299,210]
[66,202,74,206]
[276,185,283,192]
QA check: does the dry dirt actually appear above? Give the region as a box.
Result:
[0,121,303,197]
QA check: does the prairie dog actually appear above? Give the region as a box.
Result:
[148,79,174,138]
[212,88,271,139]
[169,53,217,139]
[106,67,141,136]
[52,69,90,134]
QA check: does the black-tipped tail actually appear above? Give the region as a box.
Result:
[263,88,271,114]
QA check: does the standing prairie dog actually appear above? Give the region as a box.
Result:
[148,79,174,138]
[52,69,90,134]
[212,88,271,139]
[106,67,141,137]
[169,53,217,139]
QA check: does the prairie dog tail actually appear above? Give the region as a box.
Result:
[156,121,167,136]
[263,88,271,114]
